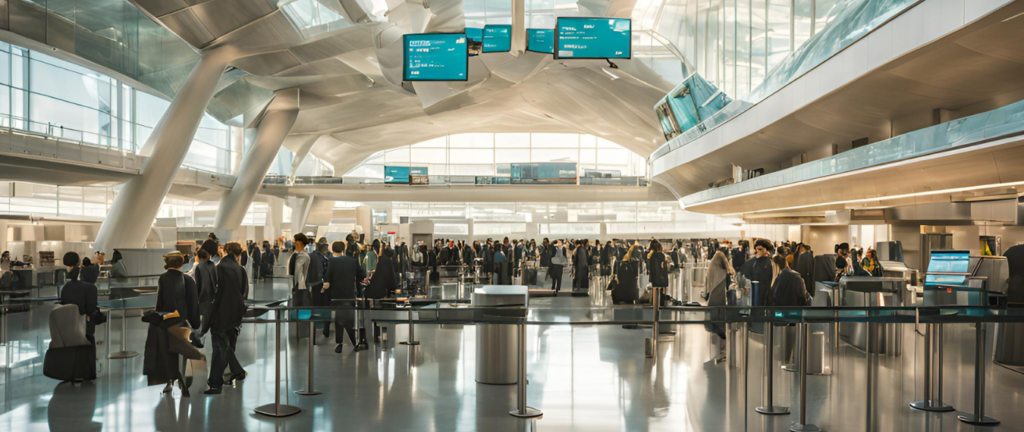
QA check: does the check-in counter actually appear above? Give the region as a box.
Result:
[839,276,905,354]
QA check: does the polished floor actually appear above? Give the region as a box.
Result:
[0,277,1021,431]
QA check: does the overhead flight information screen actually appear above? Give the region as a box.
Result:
[555,17,631,59]
[527,28,554,54]
[465,27,483,42]
[403,33,469,81]
[483,25,512,53]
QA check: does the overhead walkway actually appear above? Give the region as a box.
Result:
[649,0,1024,202]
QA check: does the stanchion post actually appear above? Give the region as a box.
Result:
[646,286,661,359]
[400,307,420,346]
[255,312,302,417]
[509,320,542,418]
[957,322,1000,425]
[791,322,820,432]
[910,323,953,412]
[756,324,789,415]
[296,319,321,396]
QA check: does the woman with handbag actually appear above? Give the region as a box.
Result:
[147,251,200,396]
[58,252,100,381]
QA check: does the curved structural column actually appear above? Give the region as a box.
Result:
[94,49,236,252]
[214,99,300,232]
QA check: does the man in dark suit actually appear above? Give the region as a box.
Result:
[324,241,364,353]
[795,244,815,298]
[250,242,262,280]
[202,242,248,395]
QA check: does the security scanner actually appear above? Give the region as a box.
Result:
[838,276,906,354]
[877,260,918,305]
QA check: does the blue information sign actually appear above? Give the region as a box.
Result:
[483,25,512,53]
[385,166,411,184]
[403,33,469,81]
[527,28,554,54]
[555,17,631,59]
[465,27,483,42]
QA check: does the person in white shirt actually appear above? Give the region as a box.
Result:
[291,233,311,293]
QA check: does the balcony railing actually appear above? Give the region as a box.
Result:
[680,99,1024,207]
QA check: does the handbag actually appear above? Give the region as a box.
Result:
[167,326,204,360]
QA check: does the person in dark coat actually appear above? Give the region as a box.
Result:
[600,241,612,276]
[195,240,219,329]
[795,244,814,298]
[250,244,262,280]
[741,239,774,306]
[201,242,248,395]
[732,243,747,273]
[148,251,200,396]
[767,255,810,306]
[493,246,508,285]
[79,257,100,284]
[574,239,590,290]
[325,241,364,352]
[366,250,397,299]
[483,240,494,276]
[1005,244,1024,304]
[612,244,640,304]
[59,252,99,379]
[648,240,669,292]
[261,243,275,279]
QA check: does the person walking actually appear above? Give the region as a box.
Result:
[704,250,734,340]
[193,240,219,348]
[202,242,248,395]
[648,240,669,303]
[324,241,364,353]
[150,251,200,396]
[289,233,312,308]
[550,240,568,293]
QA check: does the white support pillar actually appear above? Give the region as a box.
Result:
[467,218,475,242]
[511,0,526,54]
[289,134,321,182]
[94,48,236,252]
[356,205,372,242]
[214,90,300,233]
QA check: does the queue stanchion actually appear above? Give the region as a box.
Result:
[957,322,1000,425]
[645,286,662,359]
[791,322,820,432]
[400,306,420,346]
[756,322,790,415]
[110,301,138,359]
[509,319,542,418]
[295,314,321,396]
[255,310,302,417]
[910,322,953,412]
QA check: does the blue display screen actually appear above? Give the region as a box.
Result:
[403,33,468,81]
[527,29,554,54]
[483,25,512,53]
[385,166,410,184]
[927,250,971,273]
[555,17,631,59]
[466,27,483,42]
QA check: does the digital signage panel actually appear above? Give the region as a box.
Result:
[527,28,554,54]
[483,25,512,53]
[555,17,631,59]
[403,33,469,81]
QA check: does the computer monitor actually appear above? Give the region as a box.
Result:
[403,33,469,81]
[555,17,631,59]
[483,24,512,53]
[527,28,554,54]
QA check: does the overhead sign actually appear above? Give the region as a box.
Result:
[403,33,469,81]
[483,25,512,53]
[527,29,554,54]
[555,17,631,59]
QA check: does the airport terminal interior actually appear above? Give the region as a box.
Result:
[3,0,1024,430]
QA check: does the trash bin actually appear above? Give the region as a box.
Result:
[473,285,529,385]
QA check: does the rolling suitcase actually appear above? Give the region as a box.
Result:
[523,268,537,285]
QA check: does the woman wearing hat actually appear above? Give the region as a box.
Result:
[58,251,99,380]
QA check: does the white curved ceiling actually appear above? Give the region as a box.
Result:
[130,0,676,172]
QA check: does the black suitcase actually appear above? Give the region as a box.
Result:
[44,345,94,381]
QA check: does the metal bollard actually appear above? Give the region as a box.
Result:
[910,323,954,412]
[957,322,1000,425]
[756,324,790,415]
[296,320,321,396]
[255,312,302,417]
[791,322,820,431]
[646,286,661,359]
[509,321,542,418]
